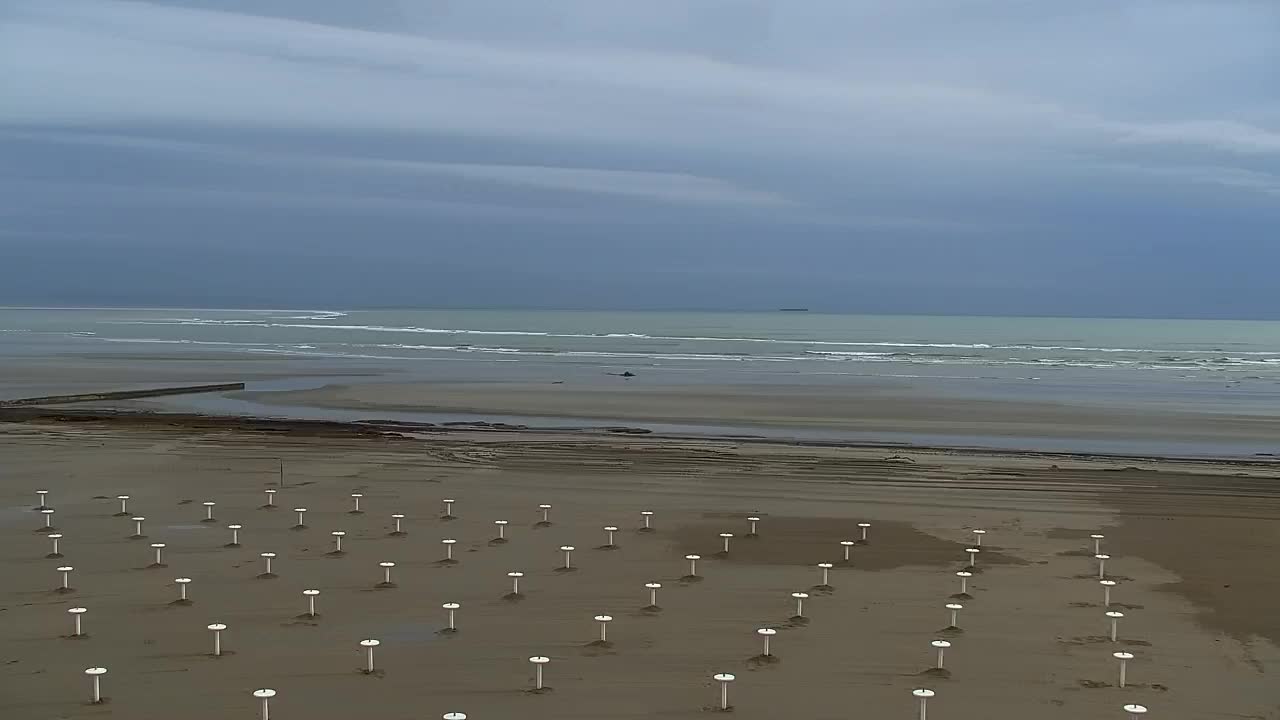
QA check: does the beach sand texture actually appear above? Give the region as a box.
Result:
[1,422,1278,719]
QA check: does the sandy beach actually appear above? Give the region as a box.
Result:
[2,417,1277,719]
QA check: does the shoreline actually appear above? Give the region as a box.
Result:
[3,335,1279,460]
[4,405,1278,469]
[221,378,1280,460]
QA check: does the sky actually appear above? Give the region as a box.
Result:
[2,0,1279,317]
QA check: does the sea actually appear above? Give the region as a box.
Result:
[3,307,1280,455]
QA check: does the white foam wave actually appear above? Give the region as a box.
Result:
[241,347,520,362]
[93,337,316,351]
[79,335,1280,373]
[267,310,348,320]
[356,343,777,363]
[96,337,259,346]
[109,319,1280,357]
[803,350,898,357]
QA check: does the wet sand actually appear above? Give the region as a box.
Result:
[1,420,1278,719]
[232,380,1280,453]
[6,355,1280,457]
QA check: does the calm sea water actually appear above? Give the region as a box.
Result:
[3,306,1280,417]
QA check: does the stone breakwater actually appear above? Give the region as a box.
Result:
[0,382,246,407]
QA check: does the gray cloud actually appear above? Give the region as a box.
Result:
[1,130,791,208]
[1,0,1278,315]
[6,0,1277,160]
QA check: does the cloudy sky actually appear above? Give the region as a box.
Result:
[2,0,1278,317]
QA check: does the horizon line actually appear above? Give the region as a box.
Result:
[2,304,1278,323]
